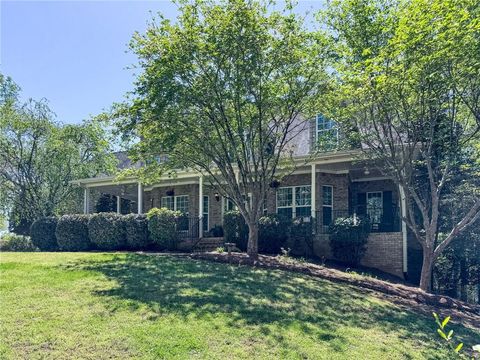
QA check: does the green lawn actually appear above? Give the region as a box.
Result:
[0,253,478,359]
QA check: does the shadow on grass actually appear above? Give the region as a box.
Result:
[61,253,479,356]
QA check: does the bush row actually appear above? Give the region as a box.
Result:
[27,208,180,252]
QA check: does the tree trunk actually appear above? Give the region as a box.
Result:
[419,249,434,291]
[246,222,259,259]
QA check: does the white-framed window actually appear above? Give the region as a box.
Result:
[322,185,333,226]
[316,114,339,150]
[367,192,383,224]
[222,197,237,215]
[202,195,209,233]
[161,195,189,215]
[154,154,169,163]
[276,186,311,219]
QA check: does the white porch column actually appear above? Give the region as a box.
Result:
[137,182,143,214]
[399,184,408,274]
[311,163,316,218]
[116,196,121,214]
[83,187,90,214]
[198,175,204,236]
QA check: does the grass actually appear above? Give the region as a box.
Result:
[0,252,478,359]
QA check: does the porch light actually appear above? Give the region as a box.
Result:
[364,167,370,176]
[214,192,220,202]
[166,189,175,196]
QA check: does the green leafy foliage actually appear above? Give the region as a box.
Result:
[124,214,150,250]
[88,213,126,250]
[258,214,289,254]
[147,208,179,250]
[329,216,370,266]
[223,211,248,251]
[55,214,92,251]
[114,0,330,256]
[30,217,58,251]
[0,233,38,252]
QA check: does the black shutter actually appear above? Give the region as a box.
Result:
[382,191,393,231]
[309,117,317,153]
[357,193,366,216]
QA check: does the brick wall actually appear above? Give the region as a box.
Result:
[313,232,404,278]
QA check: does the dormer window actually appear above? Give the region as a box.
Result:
[316,114,338,150]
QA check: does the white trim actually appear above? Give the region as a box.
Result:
[161,195,190,214]
[116,196,121,214]
[351,176,391,182]
[222,196,237,216]
[199,176,204,235]
[276,185,312,218]
[399,184,408,274]
[366,191,383,224]
[321,185,333,225]
[202,195,209,233]
[311,164,316,218]
[137,183,143,214]
[83,188,89,214]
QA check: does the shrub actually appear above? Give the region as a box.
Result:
[147,208,179,250]
[207,225,224,237]
[288,217,314,257]
[329,216,370,265]
[88,213,126,250]
[30,217,58,251]
[0,233,38,252]
[258,214,289,254]
[56,214,92,251]
[124,214,150,250]
[223,211,248,251]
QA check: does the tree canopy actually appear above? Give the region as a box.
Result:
[323,0,480,290]
[115,0,330,256]
[0,74,116,233]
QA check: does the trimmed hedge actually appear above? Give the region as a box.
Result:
[88,213,126,250]
[124,214,150,249]
[30,217,58,251]
[223,211,248,251]
[147,208,179,250]
[258,214,289,254]
[0,234,39,252]
[329,216,370,266]
[56,214,92,251]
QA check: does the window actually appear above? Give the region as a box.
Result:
[322,185,333,226]
[316,114,338,150]
[276,186,311,219]
[222,197,237,214]
[161,195,189,215]
[367,192,383,225]
[154,154,169,163]
[203,196,209,233]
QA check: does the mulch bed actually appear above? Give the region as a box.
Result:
[189,252,480,329]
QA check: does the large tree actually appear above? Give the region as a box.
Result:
[324,0,480,291]
[116,0,329,257]
[0,74,115,234]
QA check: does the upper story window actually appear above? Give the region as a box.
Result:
[154,154,169,163]
[316,114,339,151]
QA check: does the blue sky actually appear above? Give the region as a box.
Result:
[1,0,322,124]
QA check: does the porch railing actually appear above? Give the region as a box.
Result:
[176,215,200,239]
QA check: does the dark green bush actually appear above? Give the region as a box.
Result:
[223,211,248,251]
[258,214,289,254]
[30,217,58,251]
[207,225,224,237]
[56,214,92,251]
[0,234,38,252]
[287,217,314,256]
[147,207,179,250]
[124,214,150,250]
[329,216,370,265]
[88,213,126,250]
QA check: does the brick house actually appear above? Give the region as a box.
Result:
[73,114,417,280]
